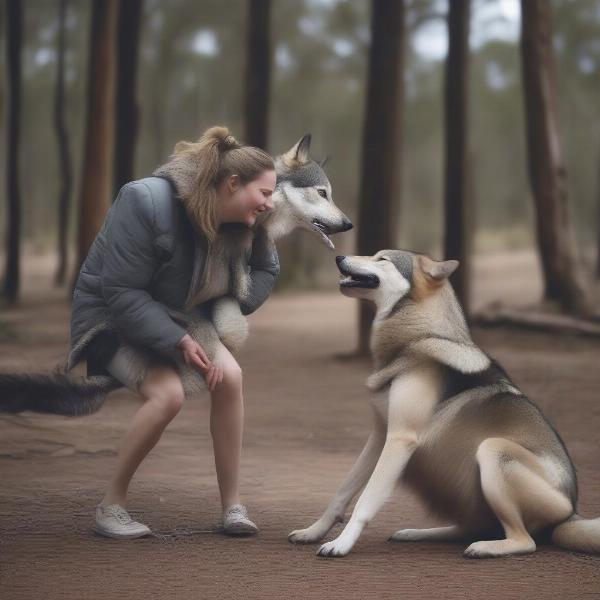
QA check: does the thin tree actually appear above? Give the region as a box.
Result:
[74,0,118,282]
[113,0,144,196]
[244,0,272,149]
[443,0,471,314]
[150,13,177,165]
[54,0,73,286]
[520,0,590,314]
[597,140,600,279]
[3,0,23,304]
[356,0,405,354]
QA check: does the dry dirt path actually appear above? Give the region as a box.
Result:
[1,257,599,599]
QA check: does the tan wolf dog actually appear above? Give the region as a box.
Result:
[289,250,600,558]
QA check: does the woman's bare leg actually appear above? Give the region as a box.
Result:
[209,341,244,511]
[101,365,185,507]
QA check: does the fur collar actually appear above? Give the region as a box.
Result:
[153,152,202,215]
[153,153,255,310]
[367,287,490,391]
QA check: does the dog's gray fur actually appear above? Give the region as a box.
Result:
[289,249,599,558]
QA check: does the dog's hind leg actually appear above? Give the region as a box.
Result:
[464,437,573,559]
[389,525,465,543]
[288,410,386,544]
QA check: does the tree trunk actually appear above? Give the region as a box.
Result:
[74,0,118,283]
[356,0,405,354]
[113,0,143,197]
[151,14,177,165]
[520,0,590,314]
[54,0,73,287]
[596,139,600,279]
[4,0,23,304]
[443,0,471,315]
[244,0,271,149]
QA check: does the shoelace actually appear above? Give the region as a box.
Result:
[110,506,132,525]
[226,506,248,519]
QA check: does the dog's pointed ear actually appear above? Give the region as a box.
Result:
[319,155,330,168]
[419,256,459,281]
[283,133,312,166]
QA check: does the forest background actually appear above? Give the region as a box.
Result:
[2,0,600,308]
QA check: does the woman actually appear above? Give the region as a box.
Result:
[69,126,279,539]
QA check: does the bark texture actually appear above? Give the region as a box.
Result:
[113,0,143,196]
[444,0,471,315]
[4,0,23,304]
[357,0,405,354]
[244,0,272,149]
[74,0,118,281]
[520,0,590,314]
[54,0,73,286]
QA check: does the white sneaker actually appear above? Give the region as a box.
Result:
[94,504,152,540]
[222,504,258,536]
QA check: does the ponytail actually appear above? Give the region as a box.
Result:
[168,126,273,241]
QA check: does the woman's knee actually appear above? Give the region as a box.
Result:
[213,343,243,392]
[140,368,185,417]
[220,360,243,392]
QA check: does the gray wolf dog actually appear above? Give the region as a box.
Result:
[289,249,599,558]
[0,134,351,415]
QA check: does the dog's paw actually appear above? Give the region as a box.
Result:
[317,538,352,558]
[388,528,421,542]
[463,539,535,559]
[288,527,325,544]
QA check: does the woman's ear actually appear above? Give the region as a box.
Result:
[227,174,240,193]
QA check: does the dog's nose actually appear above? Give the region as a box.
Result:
[340,218,353,232]
[336,256,346,266]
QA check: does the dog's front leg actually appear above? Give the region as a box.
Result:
[288,411,386,544]
[316,433,416,557]
[317,364,441,557]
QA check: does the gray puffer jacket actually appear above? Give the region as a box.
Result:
[67,176,279,372]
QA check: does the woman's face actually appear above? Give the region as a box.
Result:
[218,169,276,227]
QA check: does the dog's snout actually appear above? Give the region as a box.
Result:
[340,218,353,232]
[336,256,346,267]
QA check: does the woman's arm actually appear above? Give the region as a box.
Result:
[100,182,188,358]
[239,226,280,315]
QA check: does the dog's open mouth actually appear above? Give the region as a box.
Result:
[312,220,335,250]
[339,274,379,288]
[337,263,380,289]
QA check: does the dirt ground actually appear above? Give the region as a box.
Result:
[1,255,599,600]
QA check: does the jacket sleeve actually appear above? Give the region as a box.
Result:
[239,227,280,316]
[100,182,187,357]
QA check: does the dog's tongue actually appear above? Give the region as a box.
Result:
[319,230,335,250]
[312,221,335,250]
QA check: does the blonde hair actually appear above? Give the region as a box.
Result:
[172,126,274,241]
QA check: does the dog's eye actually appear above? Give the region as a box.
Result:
[317,189,327,199]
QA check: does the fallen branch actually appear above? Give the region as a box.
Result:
[474,306,600,337]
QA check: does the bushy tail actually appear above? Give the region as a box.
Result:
[0,372,122,416]
[552,514,600,554]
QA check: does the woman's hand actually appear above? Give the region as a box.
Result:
[178,334,210,369]
[177,334,223,392]
[204,362,224,392]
